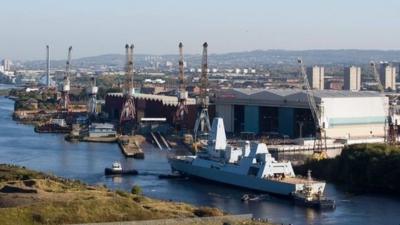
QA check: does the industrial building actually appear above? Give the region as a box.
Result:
[307,66,324,90]
[88,123,116,138]
[105,92,215,129]
[215,88,388,139]
[379,64,396,91]
[344,66,361,91]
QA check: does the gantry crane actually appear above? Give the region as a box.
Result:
[119,44,136,132]
[87,76,98,116]
[298,58,327,159]
[193,42,211,141]
[174,42,189,129]
[370,61,398,144]
[59,46,72,112]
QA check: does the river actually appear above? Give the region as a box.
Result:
[0,92,399,225]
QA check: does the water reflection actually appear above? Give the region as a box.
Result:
[0,96,399,225]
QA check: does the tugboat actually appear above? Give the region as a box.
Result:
[292,170,336,209]
[104,162,138,176]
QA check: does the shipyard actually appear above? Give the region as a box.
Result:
[1,1,400,225]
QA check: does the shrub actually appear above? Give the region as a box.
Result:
[193,207,224,217]
[131,185,142,195]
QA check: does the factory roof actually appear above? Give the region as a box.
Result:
[228,88,384,98]
[107,92,196,106]
[216,88,385,108]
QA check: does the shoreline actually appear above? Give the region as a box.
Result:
[0,164,270,225]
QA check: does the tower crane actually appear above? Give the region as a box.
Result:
[174,42,189,129]
[370,61,384,93]
[60,46,72,112]
[370,61,397,144]
[193,42,211,141]
[297,58,327,158]
[87,76,98,116]
[119,44,136,130]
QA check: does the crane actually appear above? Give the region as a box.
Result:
[193,42,211,141]
[370,61,384,93]
[119,44,136,131]
[297,58,327,158]
[174,42,189,129]
[46,45,50,88]
[87,76,98,116]
[60,46,72,112]
[370,61,397,144]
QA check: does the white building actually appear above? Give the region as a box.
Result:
[307,66,324,90]
[215,88,387,140]
[2,59,12,71]
[380,64,396,91]
[344,66,361,91]
[88,123,116,138]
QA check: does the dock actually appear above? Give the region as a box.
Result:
[118,135,144,159]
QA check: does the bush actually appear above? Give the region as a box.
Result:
[193,207,224,217]
[131,185,142,195]
[295,143,400,194]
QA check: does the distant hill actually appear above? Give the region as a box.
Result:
[21,49,400,69]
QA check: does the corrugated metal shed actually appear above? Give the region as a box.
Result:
[107,92,196,106]
[216,88,385,108]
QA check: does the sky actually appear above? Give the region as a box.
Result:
[1,0,400,60]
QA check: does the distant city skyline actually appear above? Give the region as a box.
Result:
[1,0,400,60]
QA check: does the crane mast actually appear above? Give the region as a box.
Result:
[174,42,189,128]
[193,42,211,141]
[370,61,397,144]
[60,46,72,112]
[370,61,384,93]
[87,76,98,116]
[46,45,50,88]
[119,44,136,128]
[297,58,327,157]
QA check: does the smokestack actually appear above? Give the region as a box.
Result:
[46,45,50,87]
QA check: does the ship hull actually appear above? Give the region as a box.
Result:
[169,158,320,196]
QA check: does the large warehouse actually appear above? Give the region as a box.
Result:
[215,89,388,139]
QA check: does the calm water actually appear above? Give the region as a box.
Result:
[0,93,399,225]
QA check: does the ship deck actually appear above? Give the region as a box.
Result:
[267,177,323,185]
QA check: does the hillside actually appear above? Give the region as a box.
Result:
[20,49,400,69]
[0,164,268,225]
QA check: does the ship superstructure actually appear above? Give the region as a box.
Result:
[169,117,326,196]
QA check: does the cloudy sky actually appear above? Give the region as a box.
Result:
[1,0,400,60]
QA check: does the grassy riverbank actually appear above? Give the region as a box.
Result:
[295,143,400,194]
[0,164,269,225]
